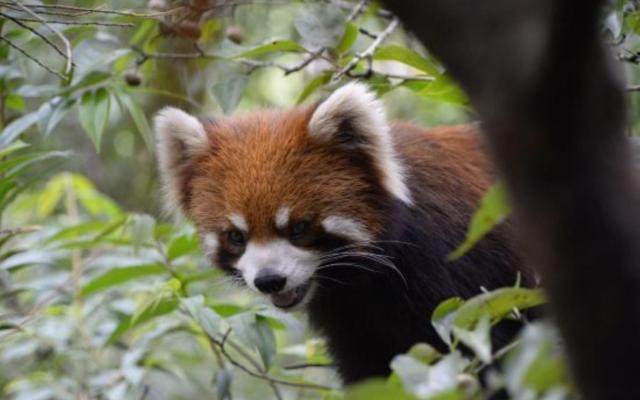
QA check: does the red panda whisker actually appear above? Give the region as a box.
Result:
[312,275,348,286]
[320,252,409,288]
[318,251,395,263]
[316,262,380,274]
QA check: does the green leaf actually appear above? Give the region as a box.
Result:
[0,140,28,158]
[233,39,307,59]
[406,343,441,365]
[79,89,111,152]
[335,22,359,54]
[402,76,468,107]
[0,140,29,158]
[504,323,571,396]
[451,316,492,363]
[166,233,199,261]
[431,297,464,347]
[0,150,70,175]
[69,174,121,217]
[448,182,511,260]
[294,3,346,48]
[296,72,332,104]
[343,379,415,400]
[117,92,152,150]
[374,45,441,77]
[37,174,66,218]
[453,287,546,330]
[391,352,468,399]
[0,250,62,270]
[215,369,233,400]
[5,93,25,112]
[80,264,166,297]
[181,295,224,338]
[79,91,97,143]
[129,214,155,252]
[37,97,73,137]
[212,77,247,114]
[228,313,276,369]
[0,110,41,150]
[93,88,111,151]
[106,297,179,344]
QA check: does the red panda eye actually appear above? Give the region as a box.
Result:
[290,221,309,239]
[226,229,246,246]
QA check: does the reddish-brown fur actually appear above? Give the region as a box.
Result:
[187,105,389,240]
[182,110,494,248]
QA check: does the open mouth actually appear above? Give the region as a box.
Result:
[270,282,311,309]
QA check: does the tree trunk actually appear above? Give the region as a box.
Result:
[383,1,640,398]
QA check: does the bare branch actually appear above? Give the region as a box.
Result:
[346,0,369,21]
[12,1,74,78]
[207,328,337,392]
[333,16,399,81]
[283,363,335,370]
[0,35,65,79]
[0,225,42,237]
[0,2,186,18]
[0,12,68,63]
[3,16,135,28]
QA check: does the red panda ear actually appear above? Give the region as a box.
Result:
[154,106,209,215]
[308,82,412,205]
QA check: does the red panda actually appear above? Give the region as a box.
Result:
[154,83,535,384]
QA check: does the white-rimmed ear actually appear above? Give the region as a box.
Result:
[308,82,412,205]
[154,106,209,215]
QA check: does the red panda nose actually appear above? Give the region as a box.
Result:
[254,269,287,294]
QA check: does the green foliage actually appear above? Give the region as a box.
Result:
[1,0,637,399]
[449,182,511,260]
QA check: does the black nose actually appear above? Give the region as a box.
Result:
[254,269,287,294]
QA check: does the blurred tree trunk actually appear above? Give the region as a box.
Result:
[383,1,640,398]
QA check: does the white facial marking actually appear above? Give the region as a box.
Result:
[229,213,248,232]
[308,82,412,205]
[321,215,373,243]
[202,232,219,258]
[236,239,317,292]
[275,207,290,229]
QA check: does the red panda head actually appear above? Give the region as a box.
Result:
[154,83,411,309]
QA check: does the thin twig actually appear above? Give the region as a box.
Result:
[240,47,326,75]
[12,1,74,78]
[333,16,400,81]
[208,328,337,392]
[0,225,42,237]
[0,2,186,18]
[283,363,335,370]
[133,46,325,76]
[0,11,68,62]
[3,16,135,27]
[0,35,65,79]
[219,329,283,400]
[346,0,369,21]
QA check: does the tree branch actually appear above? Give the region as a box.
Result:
[206,328,337,392]
[333,16,399,81]
[1,16,135,28]
[0,35,65,80]
[12,0,74,79]
[383,1,640,398]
